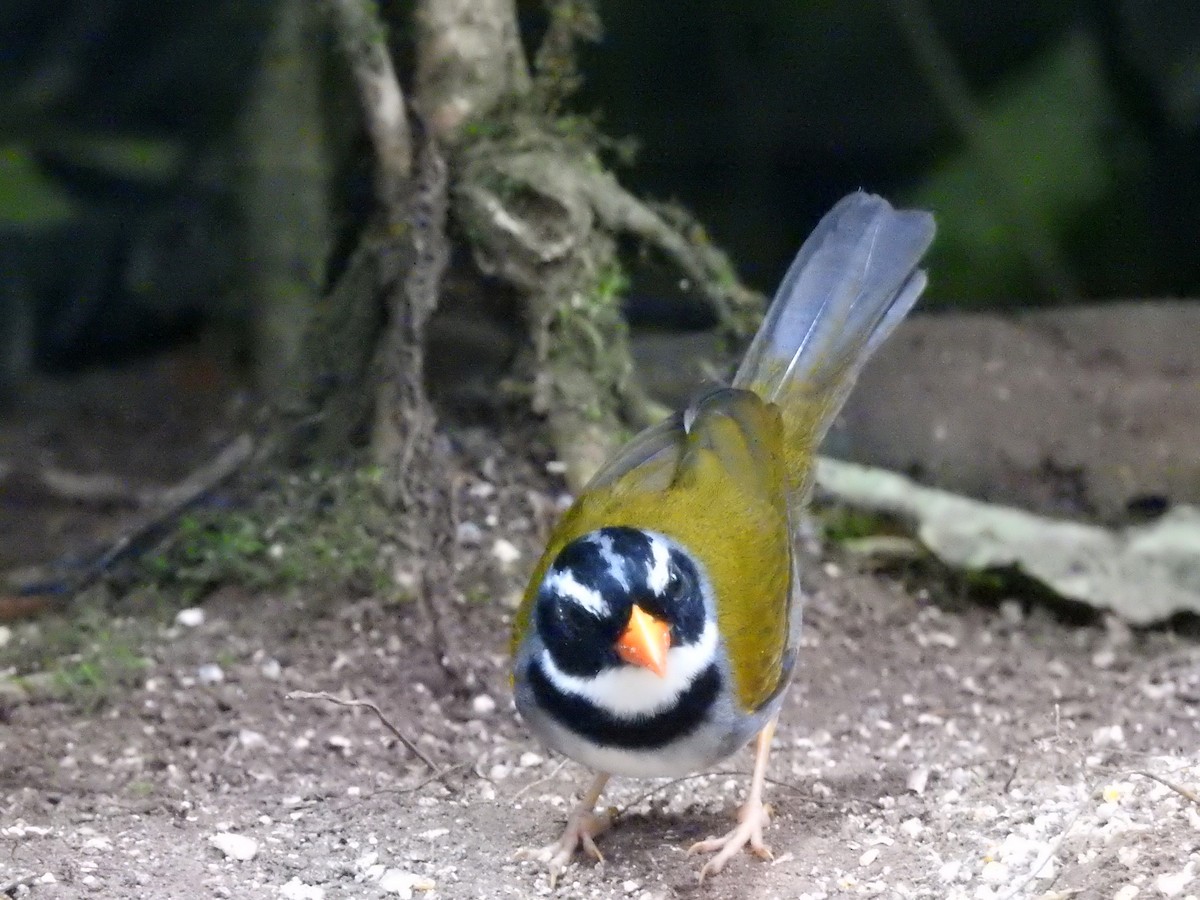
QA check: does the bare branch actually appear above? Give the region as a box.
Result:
[322,0,412,214]
[415,0,531,141]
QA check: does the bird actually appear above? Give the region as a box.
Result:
[511,191,936,883]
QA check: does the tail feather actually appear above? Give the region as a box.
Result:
[733,191,935,495]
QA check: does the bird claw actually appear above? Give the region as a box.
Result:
[688,800,774,881]
[519,807,614,888]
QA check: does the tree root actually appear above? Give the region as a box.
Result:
[455,134,761,489]
[319,0,765,495]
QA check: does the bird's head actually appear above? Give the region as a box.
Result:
[531,526,714,688]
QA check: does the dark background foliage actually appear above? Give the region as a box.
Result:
[0,0,1197,376]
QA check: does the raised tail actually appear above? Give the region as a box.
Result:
[733,191,935,496]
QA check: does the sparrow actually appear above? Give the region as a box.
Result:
[511,191,935,882]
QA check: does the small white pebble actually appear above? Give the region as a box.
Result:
[378,869,435,897]
[1092,725,1125,747]
[260,658,282,680]
[492,538,521,566]
[545,460,568,475]
[937,860,961,883]
[418,828,449,841]
[239,729,267,750]
[456,522,483,546]
[471,694,496,715]
[1032,855,1057,881]
[998,599,1024,624]
[906,767,930,795]
[1113,886,1139,900]
[196,663,224,685]
[278,877,325,900]
[519,752,544,768]
[997,833,1038,865]
[488,764,510,781]
[1117,846,1140,867]
[0,625,11,647]
[1155,867,1194,897]
[1092,648,1117,669]
[468,481,496,499]
[858,848,879,867]
[38,873,57,885]
[327,735,352,750]
[980,860,1009,884]
[209,832,259,861]
[175,608,205,627]
[899,817,923,838]
[622,880,640,893]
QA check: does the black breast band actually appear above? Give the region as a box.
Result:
[528,660,721,750]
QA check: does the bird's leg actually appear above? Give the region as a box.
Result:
[520,771,613,887]
[688,714,779,881]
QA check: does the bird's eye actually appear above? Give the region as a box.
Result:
[665,567,682,596]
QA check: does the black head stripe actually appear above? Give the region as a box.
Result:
[528,658,721,749]
[551,529,643,604]
[595,526,655,576]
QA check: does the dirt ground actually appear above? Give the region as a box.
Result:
[2,306,1200,900]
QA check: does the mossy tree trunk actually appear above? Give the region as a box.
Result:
[241,0,765,498]
[235,0,336,416]
[212,0,771,671]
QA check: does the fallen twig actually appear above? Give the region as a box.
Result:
[70,434,255,594]
[510,757,571,800]
[1132,769,1200,805]
[2,461,191,508]
[285,689,445,777]
[39,466,143,506]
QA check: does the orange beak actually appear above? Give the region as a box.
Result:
[615,604,671,677]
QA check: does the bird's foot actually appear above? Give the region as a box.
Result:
[519,806,615,888]
[687,797,774,881]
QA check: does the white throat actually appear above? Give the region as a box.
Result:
[539,620,718,718]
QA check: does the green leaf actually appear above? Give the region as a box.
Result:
[0,145,78,227]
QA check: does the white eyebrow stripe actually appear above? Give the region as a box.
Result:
[645,534,671,594]
[592,533,630,590]
[544,569,608,615]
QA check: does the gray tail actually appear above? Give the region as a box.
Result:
[733,191,935,487]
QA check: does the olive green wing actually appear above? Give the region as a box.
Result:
[670,389,794,711]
